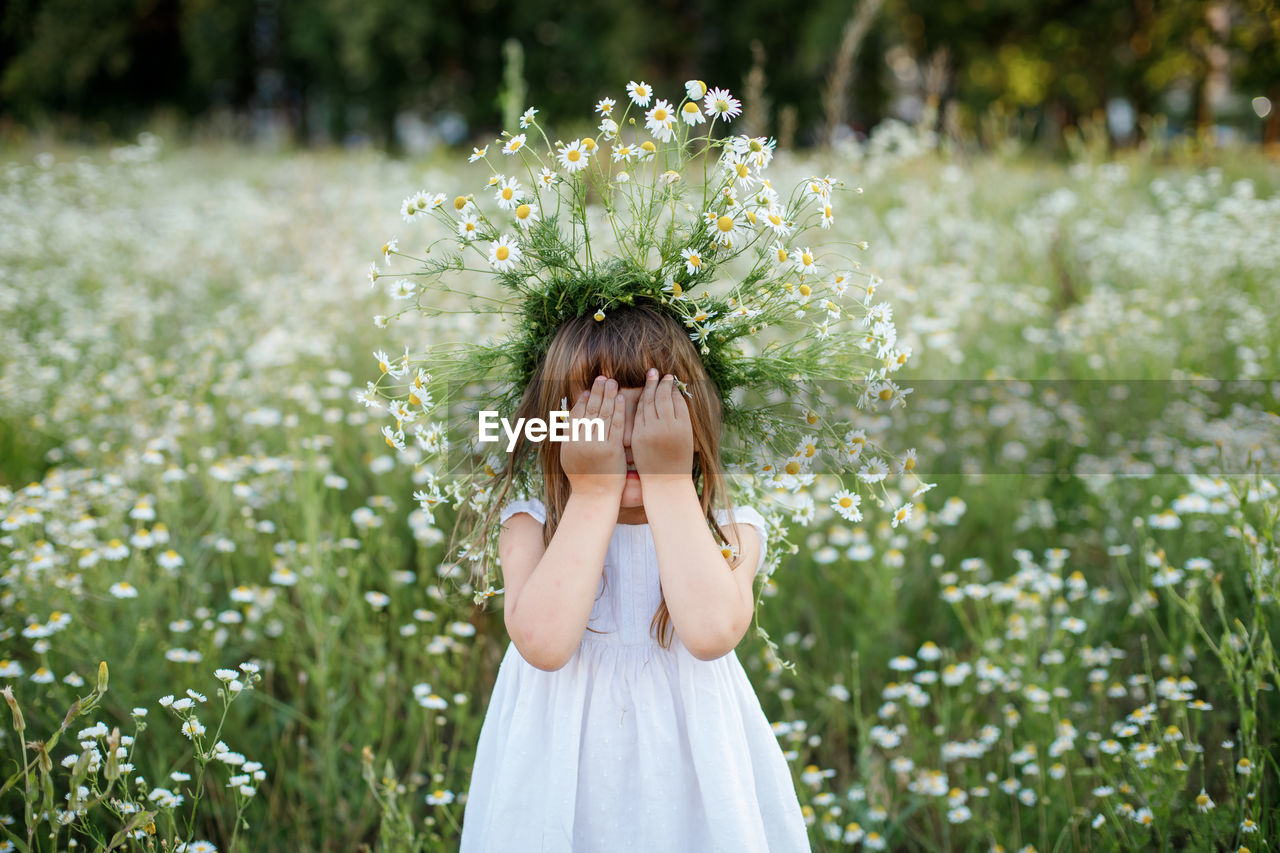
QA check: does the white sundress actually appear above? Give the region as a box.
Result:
[459,496,812,852]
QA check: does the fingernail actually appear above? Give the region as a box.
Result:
[648,368,657,378]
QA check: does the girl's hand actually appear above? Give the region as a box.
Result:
[632,368,694,483]
[559,375,627,498]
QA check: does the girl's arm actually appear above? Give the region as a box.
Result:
[500,487,621,671]
[632,370,761,660]
[642,479,760,660]
[501,375,628,672]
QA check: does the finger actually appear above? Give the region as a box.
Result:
[641,366,659,420]
[611,391,625,437]
[598,378,617,433]
[570,388,589,418]
[658,374,676,420]
[672,381,690,421]
[585,374,605,418]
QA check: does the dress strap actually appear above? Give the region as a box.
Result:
[713,505,770,577]
[499,496,547,525]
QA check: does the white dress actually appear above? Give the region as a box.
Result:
[459,496,811,852]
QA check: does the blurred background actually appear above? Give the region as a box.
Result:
[3,0,1279,154]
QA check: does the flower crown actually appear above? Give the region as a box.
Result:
[366,79,931,666]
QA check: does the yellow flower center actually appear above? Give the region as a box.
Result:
[671,282,683,297]
[879,388,893,400]
[799,284,811,296]
[689,255,701,267]
[567,149,581,161]
[582,137,596,151]
[495,246,510,261]
[501,188,514,200]
[641,141,656,152]
[904,457,914,470]
[839,497,853,508]
[654,108,667,121]
[785,461,801,475]
[714,99,728,112]
[736,163,749,178]
[454,196,467,210]
[636,86,648,98]
[769,213,782,225]
[509,139,522,150]
[824,205,833,218]
[594,310,605,321]
[750,139,763,152]
[683,102,700,114]
[516,204,531,219]
[717,215,734,232]
[776,248,787,262]
[802,252,813,266]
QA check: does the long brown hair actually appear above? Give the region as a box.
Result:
[479,298,742,649]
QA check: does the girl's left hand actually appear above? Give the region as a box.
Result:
[631,368,694,481]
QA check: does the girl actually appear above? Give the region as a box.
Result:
[459,300,811,851]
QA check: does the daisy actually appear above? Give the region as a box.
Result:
[626,80,653,107]
[681,100,706,126]
[598,117,619,139]
[494,177,522,211]
[380,237,399,265]
[821,203,835,228]
[770,242,791,267]
[793,247,820,275]
[681,247,704,276]
[537,167,559,187]
[703,87,742,122]
[595,97,616,116]
[709,209,742,247]
[399,193,424,222]
[519,107,538,128]
[426,789,455,805]
[645,99,676,142]
[557,140,589,173]
[743,136,775,169]
[763,206,790,236]
[637,140,657,160]
[502,134,527,155]
[890,500,913,528]
[611,143,635,163]
[513,202,540,229]
[458,214,480,241]
[488,235,522,272]
[468,145,488,163]
[831,490,863,522]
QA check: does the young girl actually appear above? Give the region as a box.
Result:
[459,300,812,851]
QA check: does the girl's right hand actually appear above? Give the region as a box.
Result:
[559,375,627,498]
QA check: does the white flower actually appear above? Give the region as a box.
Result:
[488,235,522,272]
[426,788,455,805]
[645,99,676,142]
[519,107,538,128]
[458,214,480,242]
[703,87,742,121]
[708,209,742,247]
[494,177,522,211]
[513,202,540,229]
[626,80,653,107]
[792,247,820,275]
[595,97,615,115]
[685,79,707,100]
[680,247,704,276]
[831,490,862,522]
[467,145,487,163]
[502,134,527,155]
[557,140,589,173]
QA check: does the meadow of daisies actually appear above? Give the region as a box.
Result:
[2,111,1278,852]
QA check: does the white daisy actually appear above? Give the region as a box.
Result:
[488,235,522,272]
[611,143,635,163]
[519,107,538,128]
[681,247,704,276]
[494,177,522,211]
[467,145,488,163]
[502,134,527,155]
[763,206,790,236]
[831,490,863,522]
[557,140,589,173]
[513,202,540,229]
[598,117,619,139]
[709,209,742,247]
[538,167,560,187]
[703,87,742,121]
[457,215,479,242]
[792,247,820,275]
[595,97,616,116]
[645,99,676,142]
[626,80,653,107]
[685,79,708,100]
[680,100,706,126]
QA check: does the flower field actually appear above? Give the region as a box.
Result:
[1,124,1277,851]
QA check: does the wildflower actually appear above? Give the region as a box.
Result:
[645,99,675,142]
[426,789,455,805]
[685,80,707,100]
[1195,788,1214,813]
[595,97,616,115]
[681,100,706,126]
[468,145,488,163]
[458,215,480,242]
[792,247,820,276]
[519,107,538,128]
[681,248,704,276]
[593,310,606,322]
[612,143,635,163]
[1236,757,1252,775]
[513,203,540,229]
[557,140,589,173]
[710,210,742,247]
[488,235,522,272]
[502,134,527,155]
[626,80,652,107]
[703,87,742,121]
[831,490,862,522]
[538,167,559,187]
[494,177,522,211]
[109,581,138,599]
[763,206,791,237]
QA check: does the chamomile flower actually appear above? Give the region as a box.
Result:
[538,167,560,187]
[709,209,742,247]
[821,203,835,228]
[703,87,742,121]
[468,145,488,163]
[426,789,455,805]
[831,490,863,522]
[557,140,589,173]
[502,134,527,155]
[612,143,636,163]
[494,177,522,211]
[626,80,653,107]
[458,215,480,242]
[681,248,705,276]
[598,117,619,139]
[793,247,820,275]
[488,235,522,272]
[685,80,708,99]
[519,107,538,128]
[513,202,540,229]
[645,99,676,142]
[763,206,791,237]
[595,97,616,116]
[681,100,706,126]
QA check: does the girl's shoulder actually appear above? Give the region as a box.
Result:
[499,495,547,525]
